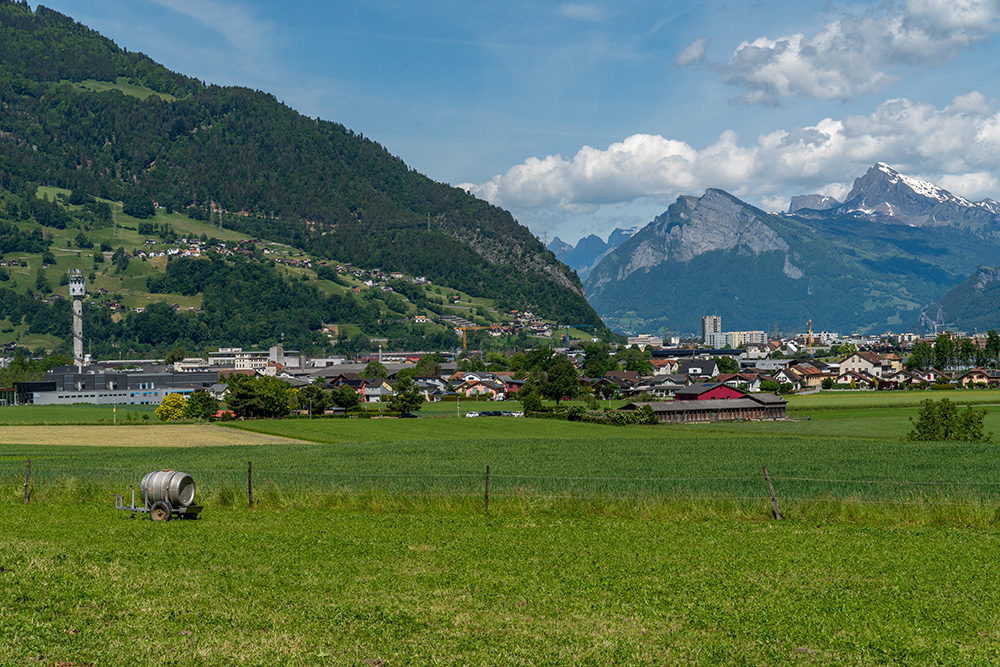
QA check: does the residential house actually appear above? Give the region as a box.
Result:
[634,373,690,398]
[787,363,827,388]
[676,360,719,381]
[881,369,924,388]
[835,370,878,389]
[328,372,370,401]
[716,372,769,393]
[840,351,884,378]
[771,367,803,392]
[914,368,951,384]
[954,367,1000,387]
[455,378,506,400]
[881,353,904,374]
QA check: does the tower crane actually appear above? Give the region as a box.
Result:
[455,326,490,352]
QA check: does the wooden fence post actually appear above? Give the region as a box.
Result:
[23,459,30,504]
[248,460,253,509]
[763,465,780,520]
[484,465,490,512]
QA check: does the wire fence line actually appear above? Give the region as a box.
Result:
[5,460,1000,511]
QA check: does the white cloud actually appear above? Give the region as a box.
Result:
[468,92,1000,212]
[938,172,1000,199]
[758,195,790,213]
[675,37,709,68]
[719,0,1000,104]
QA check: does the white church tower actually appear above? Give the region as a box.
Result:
[68,270,85,372]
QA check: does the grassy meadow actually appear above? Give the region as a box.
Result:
[5,501,1000,666]
[4,391,1000,665]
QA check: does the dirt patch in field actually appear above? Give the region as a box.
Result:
[0,424,310,447]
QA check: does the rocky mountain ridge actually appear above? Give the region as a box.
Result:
[795,162,1000,228]
[584,163,1000,334]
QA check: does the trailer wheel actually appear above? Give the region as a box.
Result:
[150,501,172,522]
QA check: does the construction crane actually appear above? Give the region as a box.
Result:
[455,326,490,352]
[562,324,597,352]
[807,319,814,356]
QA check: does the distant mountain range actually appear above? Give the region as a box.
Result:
[547,227,637,279]
[584,163,1000,335]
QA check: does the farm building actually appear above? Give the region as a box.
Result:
[672,383,745,401]
[621,391,786,424]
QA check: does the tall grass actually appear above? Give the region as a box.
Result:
[5,400,1000,526]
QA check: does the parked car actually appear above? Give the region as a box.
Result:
[511,411,525,417]
[465,411,480,418]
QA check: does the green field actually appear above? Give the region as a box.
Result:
[4,502,1000,666]
[4,395,1000,520]
[4,397,1000,664]
[66,77,177,101]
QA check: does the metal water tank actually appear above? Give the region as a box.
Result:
[140,470,196,508]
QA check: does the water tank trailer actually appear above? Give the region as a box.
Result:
[114,470,203,521]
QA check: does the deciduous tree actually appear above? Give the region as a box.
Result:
[156,392,187,421]
[183,390,218,420]
[906,398,991,442]
[388,376,423,414]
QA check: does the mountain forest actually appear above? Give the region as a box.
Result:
[0,1,607,357]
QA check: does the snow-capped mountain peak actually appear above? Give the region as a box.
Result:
[838,163,999,227]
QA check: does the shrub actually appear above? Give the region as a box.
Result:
[906,398,991,442]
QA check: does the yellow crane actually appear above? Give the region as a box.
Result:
[455,326,490,352]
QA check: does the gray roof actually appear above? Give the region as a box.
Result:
[624,392,786,412]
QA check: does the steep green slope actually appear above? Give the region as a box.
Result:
[916,267,1000,333]
[0,1,603,333]
[0,185,556,357]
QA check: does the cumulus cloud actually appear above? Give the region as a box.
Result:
[720,0,1000,104]
[675,37,709,67]
[938,172,1000,199]
[467,92,1000,210]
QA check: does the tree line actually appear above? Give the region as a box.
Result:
[906,332,1000,371]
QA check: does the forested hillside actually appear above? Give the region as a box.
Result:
[0,1,604,339]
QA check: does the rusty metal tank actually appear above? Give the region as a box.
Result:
[140,470,196,509]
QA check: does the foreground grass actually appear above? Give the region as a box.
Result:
[2,501,1000,666]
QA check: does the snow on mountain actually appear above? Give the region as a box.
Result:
[836,163,1000,227]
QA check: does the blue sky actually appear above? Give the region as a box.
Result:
[36,1,1000,243]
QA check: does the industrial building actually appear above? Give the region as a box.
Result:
[15,365,218,405]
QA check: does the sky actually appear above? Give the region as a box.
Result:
[34,0,1000,244]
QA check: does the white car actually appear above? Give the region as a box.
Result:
[465,411,480,418]
[511,411,525,417]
